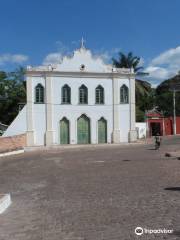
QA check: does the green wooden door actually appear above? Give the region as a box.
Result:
[98,118,107,143]
[60,118,69,144]
[77,115,90,144]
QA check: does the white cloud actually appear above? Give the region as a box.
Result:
[145,66,170,80]
[43,41,72,65]
[0,54,28,65]
[55,41,71,55]
[43,52,63,65]
[151,46,180,66]
[93,48,120,63]
[94,51,111,63]
[144,46,180,84]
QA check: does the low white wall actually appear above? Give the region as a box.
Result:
[136,122,146,139]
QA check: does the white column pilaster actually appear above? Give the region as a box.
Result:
[70,119,76,144]
[129,74,137,142]
[112,78,121,143]
[91,118,97,144]
[45,75,54,145]
[26,75,35,146]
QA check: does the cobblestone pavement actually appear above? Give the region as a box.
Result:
[0,137,180,240]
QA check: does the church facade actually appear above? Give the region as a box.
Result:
[5,45,137,146]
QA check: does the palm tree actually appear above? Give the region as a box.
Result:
[112,51,147,75]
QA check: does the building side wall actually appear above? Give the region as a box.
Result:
[3,106,27,137]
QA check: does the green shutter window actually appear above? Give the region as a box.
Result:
[60,117,70,144]
[61,85,71,104]
[79,85,88,104]
[77,115,90,144]
[120,84,129,104]
[35,84,44,103]
[95,85,104,104]
[98,118,107,143]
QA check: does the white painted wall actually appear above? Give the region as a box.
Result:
[31,75,130,145]
[33,105,46,145]
[136,122,146,139]
[52,76,113,144]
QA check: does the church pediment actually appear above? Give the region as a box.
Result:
[54,47,112,73]
[26,45,134,76]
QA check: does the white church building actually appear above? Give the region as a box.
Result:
[4,43,137,146]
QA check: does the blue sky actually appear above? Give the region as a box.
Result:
[0,0,180,85]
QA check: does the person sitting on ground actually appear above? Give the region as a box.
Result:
[154,133,161,149]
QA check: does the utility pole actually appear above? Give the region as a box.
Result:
[173,89,176,135]
[170,84,180,135]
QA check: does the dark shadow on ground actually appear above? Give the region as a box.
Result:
[164,187,180,191]
[122,159,131,161]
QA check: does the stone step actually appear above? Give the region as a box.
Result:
[0,194,11,214]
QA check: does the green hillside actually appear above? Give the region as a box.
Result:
[155,73,180,117]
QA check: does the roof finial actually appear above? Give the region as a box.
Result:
[81,37,85,49]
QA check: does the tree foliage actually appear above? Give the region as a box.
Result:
[135,79,155,121]
[112,51,143,73]
[0,67,26,125]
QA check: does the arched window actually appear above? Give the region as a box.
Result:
[95,85,104,104]
[79,85,88,104]
[61,84,71,104]
[35,84,44,103]
[120,84,129,104]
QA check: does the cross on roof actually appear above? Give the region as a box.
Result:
[81,37,85,48]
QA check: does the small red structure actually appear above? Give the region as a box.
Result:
[146,108,180,137]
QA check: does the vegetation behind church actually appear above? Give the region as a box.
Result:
[0,68,26,125]
[112,51,180,122]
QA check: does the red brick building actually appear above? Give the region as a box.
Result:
[146,108,180,137]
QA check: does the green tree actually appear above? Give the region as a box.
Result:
[0,67,26,125]
[155,73,180,116]
[136,80,156,121]
[8,66,26,83]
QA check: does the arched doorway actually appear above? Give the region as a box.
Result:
[60,117,70,144]
[77,115,90,144]
[98,117,107,143]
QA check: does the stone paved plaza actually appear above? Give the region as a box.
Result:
[0,137,180,239]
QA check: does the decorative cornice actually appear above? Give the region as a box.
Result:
[25,70,135,79]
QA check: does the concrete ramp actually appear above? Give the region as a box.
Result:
[0,194,11,214]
